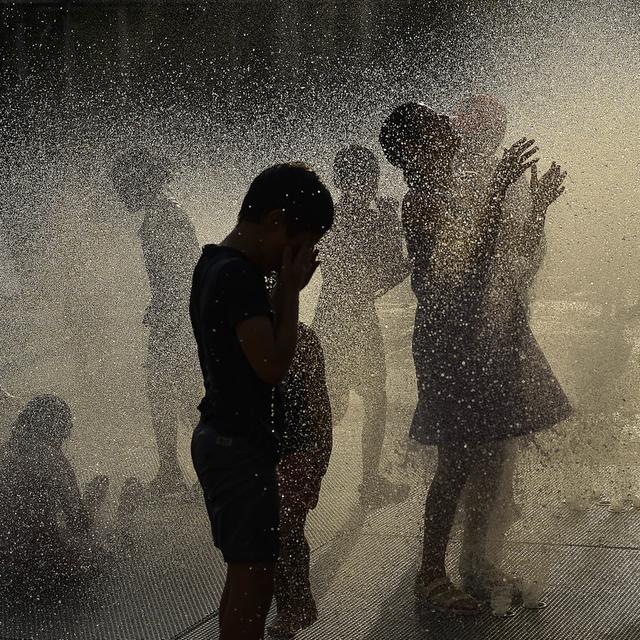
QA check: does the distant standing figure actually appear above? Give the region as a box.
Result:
[312,145,409,507]
[112,147,201,496]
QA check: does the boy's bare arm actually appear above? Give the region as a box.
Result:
[54,455,92,538]
[372,198,410,298]
[237,245,317,385]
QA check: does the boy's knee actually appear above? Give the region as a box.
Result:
[227,562,276,598]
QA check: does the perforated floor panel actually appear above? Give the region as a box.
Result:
[3,358,640,639]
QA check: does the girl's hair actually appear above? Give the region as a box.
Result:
[333,145,379,192]
[111,146,172,210]
[379,102,458,170]
[11,394,73,445]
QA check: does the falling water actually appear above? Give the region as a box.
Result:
[0,1,639,639]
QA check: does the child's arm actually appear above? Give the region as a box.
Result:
[50,454,94,539]
[308,335,333,478]
[470,138,539,285]
[236,245,318,385]
[518,162,566,272]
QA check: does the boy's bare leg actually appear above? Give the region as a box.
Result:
[361,386,386,481]
[146,370,184,494]
[221,563,275,640]
[329,384,349,426]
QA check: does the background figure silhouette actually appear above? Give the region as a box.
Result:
[112,148,201,497]
[312,145,409,507]
[450,94,574,584]
[568,300,637,506]
[0,395,109,598]
[379,102,571,614]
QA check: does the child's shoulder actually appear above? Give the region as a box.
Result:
[198,246,265,298]
[207,248,259,283]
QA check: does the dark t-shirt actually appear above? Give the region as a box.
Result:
[189,244,281,449]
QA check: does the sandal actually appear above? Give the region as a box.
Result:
[461,567,523,606]
[414,575,483,616]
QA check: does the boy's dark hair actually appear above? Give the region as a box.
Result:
[238,163,334,235]
[11,394,72,445]
[333,145,379,192]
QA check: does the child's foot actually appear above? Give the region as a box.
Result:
[460,564,523,606]
[359,475,410,509]
[267,604,318,638]
[414,573,483,616]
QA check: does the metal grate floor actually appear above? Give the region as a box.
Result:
[3,388,640,639]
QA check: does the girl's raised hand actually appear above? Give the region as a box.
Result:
[531,161,567,213]
[491,137,539,198]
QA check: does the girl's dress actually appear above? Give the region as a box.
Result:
[405,171,573,446]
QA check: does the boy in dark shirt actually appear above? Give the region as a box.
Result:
[190,163,334,640]
[268,322,332,637]
[112,148,202,496]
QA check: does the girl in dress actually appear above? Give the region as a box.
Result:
[379,102,571,614]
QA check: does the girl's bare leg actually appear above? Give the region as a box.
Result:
[420,444,473,580]
[459,441,511,576]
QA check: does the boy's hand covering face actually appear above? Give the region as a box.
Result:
[280,243,319,292]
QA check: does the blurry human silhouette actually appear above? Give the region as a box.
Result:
[312,145,409,507]
[569,300,637,505]
[112,147,201,497]
[268,322,332,637]
[379,101,570,614]
[190,164,333,640]
[0,395,109,597]
[450,94,574,597]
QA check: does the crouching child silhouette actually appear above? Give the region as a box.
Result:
[0,395,110,599]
